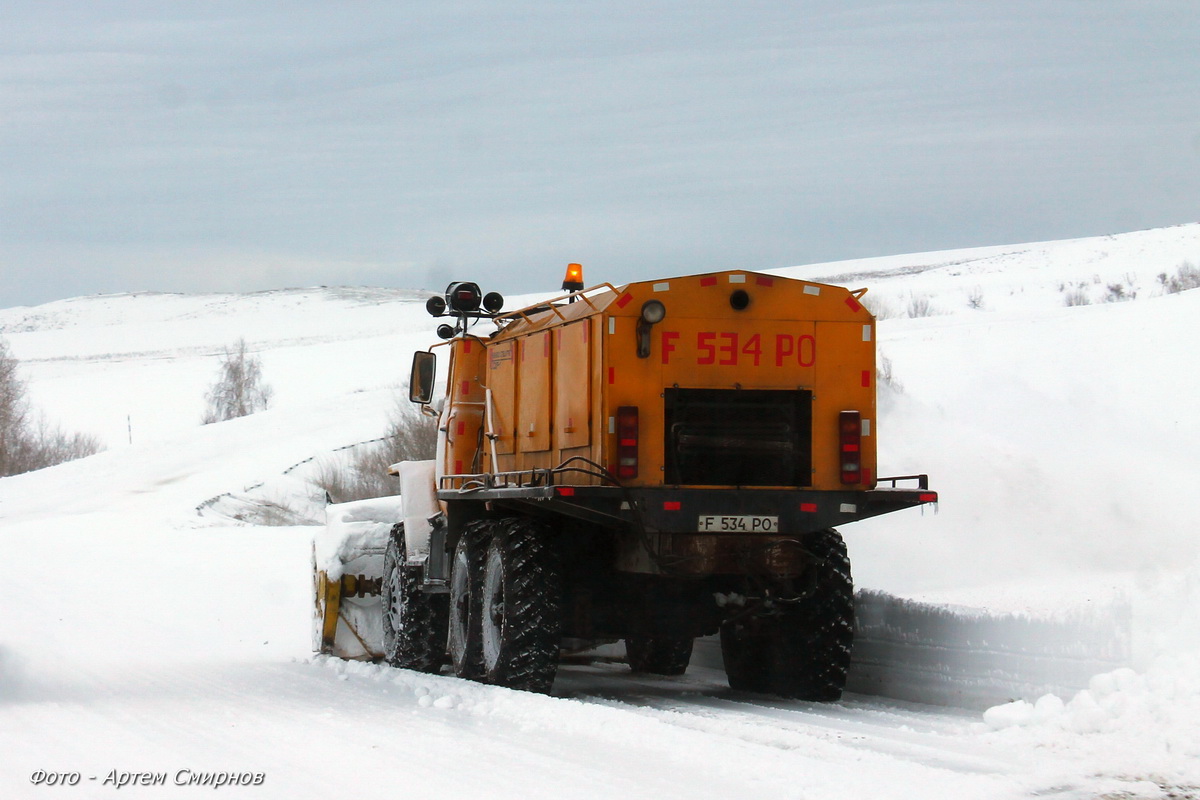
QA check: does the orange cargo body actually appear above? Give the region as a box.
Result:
[464,271,876,493]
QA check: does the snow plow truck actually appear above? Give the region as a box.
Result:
[313,265,937,700]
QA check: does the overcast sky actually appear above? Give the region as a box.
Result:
[2,1,1198,308]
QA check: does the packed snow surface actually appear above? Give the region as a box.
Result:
[2,224,1199,798]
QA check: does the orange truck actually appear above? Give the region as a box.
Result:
[381,265,936,698]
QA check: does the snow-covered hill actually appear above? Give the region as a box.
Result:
[2,225,1199,799]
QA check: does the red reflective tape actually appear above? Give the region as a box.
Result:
[846,296,862,312]
[608,367,615,384]
[700,276,717,287]
[800,503,818,513]
[861,370,871,387]
[616,293,634,308]
[544,333,550,357]
[461,380,470,395]
[863,467,872,485]
[557,487,576,497]
[456,420,466,436]
[663,501,681,511]
[755,275,774,287]
[463,339,472,353]
[454,460,463,474]
[919,493,938,503]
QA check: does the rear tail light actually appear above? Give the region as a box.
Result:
[839,410,862,485]
[616,406,639,480]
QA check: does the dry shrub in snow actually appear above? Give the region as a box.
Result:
[312,398,439,503]
[0,337,103,477]
[1158,262,1200,294]
[1063,286,1091,306]
[201,338,273,424]
[862,295,899,321]
[906,294,935,318]
[877,354,903,394]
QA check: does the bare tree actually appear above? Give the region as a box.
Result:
[201,338,274,424]
[0,339,32,476]
[0,337,103,476]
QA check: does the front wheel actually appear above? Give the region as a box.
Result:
[479,518,562,693]
[448,521,489,679]
[382,524,449,673]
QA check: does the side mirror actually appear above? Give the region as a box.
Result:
[409,351,436,404]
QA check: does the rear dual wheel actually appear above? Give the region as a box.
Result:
[720,528,854,701]
[625,635,694,676]
[448,521,489,679]
[479,518,562,693]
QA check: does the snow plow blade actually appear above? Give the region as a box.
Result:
[311,497,402,660]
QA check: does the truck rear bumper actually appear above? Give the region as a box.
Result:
[438,477,937,536]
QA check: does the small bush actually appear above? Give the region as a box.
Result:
[1103,274,1138,303]
[1158,262,1200,294]
[862,295,899,321]
[906,294,934,318]
[312,398,439,503]
[201,338,273,424]
[877,355,903,394]
[1063,287,1091,307]
[967,287,985,310]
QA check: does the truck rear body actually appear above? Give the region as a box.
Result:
[435,271,931,578]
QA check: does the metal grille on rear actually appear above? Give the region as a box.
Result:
[664,388,812,486]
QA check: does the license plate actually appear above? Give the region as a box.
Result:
[697,515,779,533]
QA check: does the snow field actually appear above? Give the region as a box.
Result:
[3,224,1200,798]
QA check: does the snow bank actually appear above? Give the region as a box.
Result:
[978,567,1200,790]
[850,590,1130,708]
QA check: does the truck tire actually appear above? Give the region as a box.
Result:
[479,518,563,693]
[448,521,490,679]
[720,528,854,701]
[773,528,854,700]
[719,622,772,693]
[382,524,449,673]
[625,636,694,676]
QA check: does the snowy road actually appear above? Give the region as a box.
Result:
[2,637,1171,800]
[0,505,1176,800]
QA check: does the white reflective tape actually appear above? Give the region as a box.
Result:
[729,274,747,284]
[862,419,871,436]
[840,503,857,513]
[863,324,872,342]
[608,317,615,335]
[608,416,616,434]
[803,285,821,296]
[653,282,670,292]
